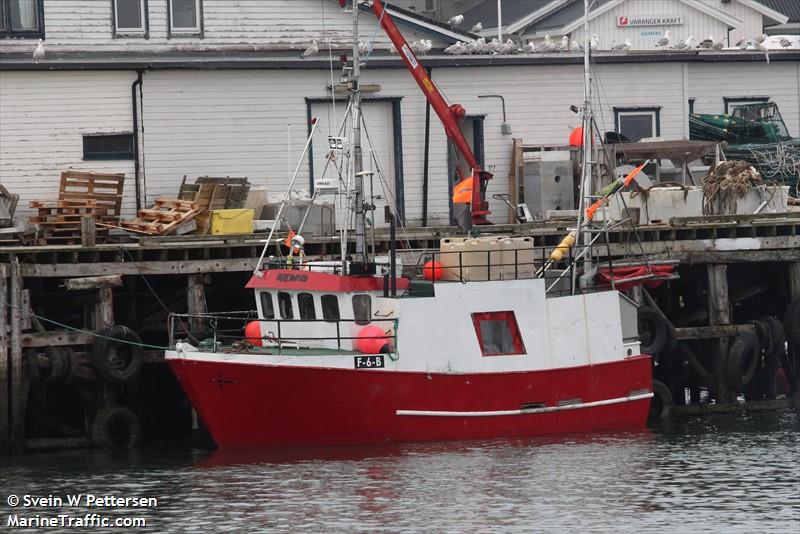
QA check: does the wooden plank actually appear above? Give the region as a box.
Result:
[81,216,97,247]
[9,257,23,451]
[187,274,207,333]
[65,275,123,291]
[674,397,796,416]
[675,324,755,340]
[707,264,732,404]
[20,331,95,348]
[20,257,259,277]
[789,262,800,302]
[0,264,8,452]
[94,288,114,331]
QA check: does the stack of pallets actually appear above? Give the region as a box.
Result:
[28,171,125,245]
[120,198,201,235]
[178,176,250,233]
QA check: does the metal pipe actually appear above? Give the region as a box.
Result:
[422,70,432,227]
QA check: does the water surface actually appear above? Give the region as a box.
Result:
[1,411,798,533]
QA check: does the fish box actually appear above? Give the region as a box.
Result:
[210,209,254,235]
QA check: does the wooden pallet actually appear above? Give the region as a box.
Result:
[120,198,200,235]
[59,170,124,223]
[178,176,251,234]
[28,199,110,244]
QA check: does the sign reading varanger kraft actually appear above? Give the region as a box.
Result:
[617,15,684,27]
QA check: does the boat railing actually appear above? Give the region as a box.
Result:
[167,311,397,355]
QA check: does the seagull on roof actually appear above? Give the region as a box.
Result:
[522,41,536,53]
[499,39,517,54]
[558,36,570,52]
[32,39,45,63]
[698,35,714,49]
[448,14,464,27]
[712,37,724,50]
[301,39,319,58]
[734,36,749,49]
[572,39,584,52]
[755,33,768,44]
[540,34,556,52]
[358,40,370,55]
[672,35,693,50]
[611,38,631,53]
[470,22,482,33]
[444,41,467,55]
[590,33,600,50]
[779,37,792,49]
[655,30,671,48]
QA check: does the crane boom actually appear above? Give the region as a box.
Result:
[368,0,491,224]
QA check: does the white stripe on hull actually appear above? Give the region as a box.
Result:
[396,392,654,417]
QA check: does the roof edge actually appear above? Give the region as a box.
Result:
[738,0,790,24]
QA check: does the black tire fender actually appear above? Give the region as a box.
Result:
[91,406,142,449]
[637,306,668,358]
[725,332,760,392]
[649,379,673,420]
[42,347,69,385]
[784,300,800,348]
[92,325,144,385]
[753,319,773,357]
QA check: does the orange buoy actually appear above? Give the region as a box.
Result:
[244,321,263,347]
[569,127,583,147]
[355,325,390,354]
[423,260,444,281]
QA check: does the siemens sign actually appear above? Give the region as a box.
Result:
[617,15,684,27]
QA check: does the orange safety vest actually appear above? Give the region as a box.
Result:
[452,177,474,204]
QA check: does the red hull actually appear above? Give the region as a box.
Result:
[168,355,652,448]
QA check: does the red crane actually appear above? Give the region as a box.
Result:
[346,0,492,224]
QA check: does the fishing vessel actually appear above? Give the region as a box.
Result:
[165,0,656,449]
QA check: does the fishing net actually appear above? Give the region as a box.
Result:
[701,160,763,215]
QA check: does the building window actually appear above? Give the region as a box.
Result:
[471,311,526,356]
[724,97,769,115]
[278,292,294,320]
[0,0,45,39]
[82,133,135,160]
[352,294,371,325]
[260,292,274,320]
[113,0,147,36]
[614,107,660,142]
[321,294,340,322]
[169,0,202,36]
[297,293,316,320]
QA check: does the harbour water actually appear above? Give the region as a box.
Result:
[1,411,798,533]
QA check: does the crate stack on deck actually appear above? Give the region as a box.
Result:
[29,171,124,245]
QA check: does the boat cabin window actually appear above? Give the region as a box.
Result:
[321,294,340,322]
[471,311,526,356]
[278,292,294,320]
[352,294,371,325]
[298,292,316,320]
[260,292,274,320]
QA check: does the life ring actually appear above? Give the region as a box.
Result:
[92,325,144,385]
[725,332,760,392]
[91,406,142,449]
[784,300,800,348]
[649,379,673,420]
[637,306,668,358]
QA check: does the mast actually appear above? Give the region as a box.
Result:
[351,0,367,263]
[572,0,592,294]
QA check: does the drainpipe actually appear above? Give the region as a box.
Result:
[131,70,144,211]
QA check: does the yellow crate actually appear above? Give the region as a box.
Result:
[210,209,254,235]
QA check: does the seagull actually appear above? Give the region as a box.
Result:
[444,41,467,55]
[301,39,319,58]
[410,39,432,55]
[698,35,714,49]
[448,14,464,27]
[558,35,570,52]
[522,41,536,53]
[540,34,556,52]
[779,37,792,49]
[754,40,770,63]
[655,30,671,48]
[590,32,600,50]
[736,37,751,50]
[487,38,502,54]
[672,35,693,50]
[499,39,517,55]
[358,40,370,55]
[32,39,45,63]
[572,39,584,52]
[470,22,482,33]
[611,38,631,53]
[755,33,768,44]
[712,37,724,50]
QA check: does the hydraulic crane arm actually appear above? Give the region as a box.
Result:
[364,0,492,224]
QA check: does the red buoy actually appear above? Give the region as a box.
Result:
[355,325,389,354]
[423,260,444,281]
[569,127,584,147]
[244,321,263,347]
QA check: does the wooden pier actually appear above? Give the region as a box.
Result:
[0,212,798,452]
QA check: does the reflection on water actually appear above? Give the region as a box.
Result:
[1,412,798,533]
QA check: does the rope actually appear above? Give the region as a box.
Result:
[701,160,764,215]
